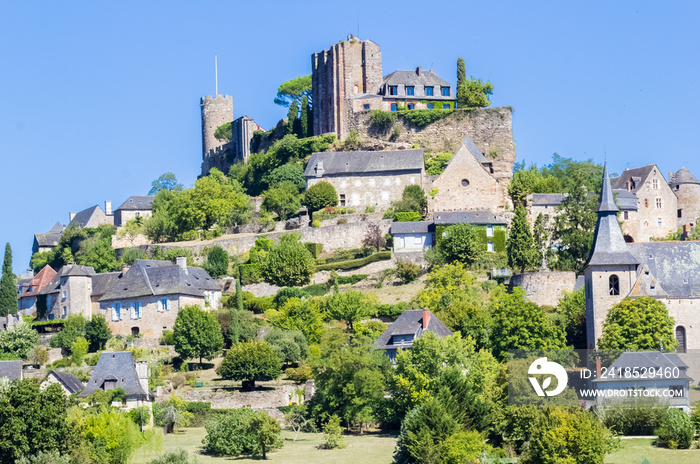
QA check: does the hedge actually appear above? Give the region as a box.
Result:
[304,242,324,258]
[395,212,422,222]
[336,274,368,285]
[316,251,391,271]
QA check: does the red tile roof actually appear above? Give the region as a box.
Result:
[20,265,57,298]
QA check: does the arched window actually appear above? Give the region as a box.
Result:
[676,326,687,353]
[609,275,620,296]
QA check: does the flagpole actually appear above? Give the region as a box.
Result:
[215,55,218,95]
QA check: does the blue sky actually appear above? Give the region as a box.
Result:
[2,1,699,273]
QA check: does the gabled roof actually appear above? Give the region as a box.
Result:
[99,260,220,301]
[629,264,667,298]
[0,360,22,380]
[382,69,450,88]
[669,167,700,186]
[48,370,84,394]
[38,264,97,295]
[390,221,434,235]
[19,265,57,298]
[531,193,567,207]
[594,351,691,383]
[433,210,506,225]
[34,222,65,248]
[376,310,452,351]
[613,189,638,211]
[91,272,122,297]
[69,205,113,229]
[610,165,657,193]
[78,352,149,399]
[440,133,490,174]
[304,150,424,177]
[628,242,700,298]
[115,196,154,212]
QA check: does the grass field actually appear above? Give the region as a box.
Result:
[132,427,398,464]
[605,438,700,463]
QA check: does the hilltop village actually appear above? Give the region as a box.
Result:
[3,35,700,463]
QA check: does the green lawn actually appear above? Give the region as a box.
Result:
[132,427,397,464]
[605,438,700,464]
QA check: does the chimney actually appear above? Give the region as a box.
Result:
[422,310,430,329]
[315,161,325,177]
[121,266,129,276]
[105,200,112,215]
[176,256,187,270]
[416,66,421,77]
[69,212,76,222]
[136,362,149,393]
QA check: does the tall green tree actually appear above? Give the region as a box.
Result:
[300,96,310,138]
[598,297,678,351]
[456,57,467,105]
[273,75,312,108]
[260,234,315,287]
[261,184,301,220]
[532,212,548,269]
[173,305,224,365]
[217,340,282,389]
[456,60,494,109]
[203,246,229,279]
[303,181,338,214]
[85,314,112,351]
[148,172,183,195]
[507,205,537,273]
[556,288,586,349]
[0,322,39,359]
[550,184,597,273]
[324,290,373,332]
[286,101,300,135]
[0,243,17,316]
[438,223,484,265]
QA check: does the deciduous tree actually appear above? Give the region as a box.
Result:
[149,172,183,195]
[173,305,224,365]
[216,341,282,389]
[0,322,39,359]
[598,297,678,351]
[261,185,301,220]
[551,183,597,273]
[303,181,338,214]
[362,223,386,252]
[438,223,483,265]
[260,234,315,287]
[203,246,229,279]
[324,290,373,332]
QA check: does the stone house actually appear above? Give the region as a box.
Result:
[391,221,435,253]
[68,202,114,229]
[586,164,700,351]
[593,351,692,411]
[78,351,151,409]
[668,167,700,228]
[433,210,507,254]
[98,258,222,339]
[17,265,57,312]
[304,149,425,210]
[429,134,509,213]
[611,165,677,242]
[0,360,22,380]
[43,370,84,396]
[378,68,453,111]
[376,310,452,362]
[32,222,64,255]
[38,264,98,320]
[114,196,154,227]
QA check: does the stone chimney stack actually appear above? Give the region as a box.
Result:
[416,66,421,77]
[136,362,149,393]
[422,310,430,329]
[105,200,112,215]
[176,257,187,271]
[69,212,76,222]
[315,161,325,178]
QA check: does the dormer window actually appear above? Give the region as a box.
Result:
[389,86,398,96]
[425,86,434,96]
[405,86,414,96]
[441,87,450,96]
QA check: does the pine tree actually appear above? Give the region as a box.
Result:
[456,57,467,108]
[0,243,17,316]
[300,96,310,138]
[507,205,537,274]
[287,101,300,135]
[532,213,548,269]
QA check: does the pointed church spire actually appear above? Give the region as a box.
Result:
[597,162,619,213]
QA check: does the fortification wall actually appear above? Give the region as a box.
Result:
[510,270,577,307]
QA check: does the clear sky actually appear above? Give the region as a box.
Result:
[2,1,699,273]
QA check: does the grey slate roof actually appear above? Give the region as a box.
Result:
[376,310,452,351]
[49,370,84,394]
[99,260,220,301]
[587,164,639,267]
[628,242,700,298]
[390,221,434,235]
[433,210,507,225]
[613,189,638,211]
[593,351,691,383]
[38,264,97,295]
[78,351,149,399]
[116,196,154,211]
[34,222,65,247]
[304,150,424,177]
[382,69,450,88]
[669,167,700,186]
[91,272,123,297]
[531,193,567,207]
[610,165,656,193]
[0,360,22,380]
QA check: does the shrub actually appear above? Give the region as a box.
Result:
[274,287,306,307]
[395,212,422,222]
[369,109,396,130]
[203,246,229,279]
[49,357,72,369]
[596,400,667,436]
[335,274,368,285]
[375,302,409,319]
[70,337,88,366]
[303,181,338,213]
[301,284,329,297]
[285,364,313,383]
[321,415,346,449]
[239,263,262,285]
[203,408,283,458]
[337,218,348,224]
[395,259,421,283]
[261,234,315,287]
[656,408,693,449]
[148,450,199,464]
[398,108,453,127]
[160,329,175,346]
[315,251,391,271]
[304,242,323,258]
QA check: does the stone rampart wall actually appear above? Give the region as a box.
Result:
[510,270,577,307]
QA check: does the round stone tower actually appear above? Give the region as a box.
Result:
[200,94,233,162]
[669,167,700,228]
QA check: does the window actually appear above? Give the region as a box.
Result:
[339,194,346,207]
[131,301,141,319]
[461,179,470,187]
[363,103,370,110]
[443,103,450,109]
[63,306,67,317]
[390,103,397,111]
[407,103,415,110]
[656,198,662,208]
[644,199,649,208]
[676,326,687,353]
[103,379,117,391]
[389,85,398,95]
[653,179,659,189]
[425,86,434,96]
[112,302,122,321]
[426,103,434,109]
[623,211,629,220]
[62,291,66,299]
[158,298,168,312]
[441,86,450,96]
[135,212,141,217]
[678,209,683,218]
[487,225,494,237]
[405,86,414,96]
[487,241,494,252]
[657,217,662,227]
[28,286,34,293]
[609,275,620,296]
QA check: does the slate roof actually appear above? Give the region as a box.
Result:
[627,242,700,298]
[78,352,149,399]
[593,351,692,383]
[69,205,113,229]
[34,222,65,248]
[304,150,424,177]
[19,265,57,298]
[91,272,123,297]
[376,310,452,351]
[532,193,567,207]
[116,196,154,211]
[610,165,657,193]
[99,260,220,301]
[669,167,700,186]
[433,210,507,225]
[48,370,84,394]
[38,264,97,296]
[613,189,638,211]
[382,69,450,88]
[0,360,22,380]
[390,221,435,234]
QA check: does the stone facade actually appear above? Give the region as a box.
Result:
[669,168,700,228]
[46,273,93,320]
[312,36,382,138]
[115,209,152,227]
[510,270,577,307]
[201,95,233,176]
[307,171,422,210]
